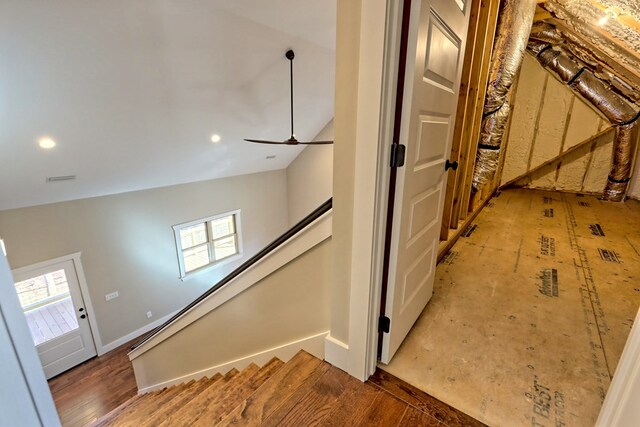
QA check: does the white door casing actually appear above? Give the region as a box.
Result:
[13,258,97,379]
[381,0,470,363]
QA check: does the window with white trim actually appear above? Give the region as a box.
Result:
[173,210,242,278]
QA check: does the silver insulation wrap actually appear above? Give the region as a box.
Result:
[603,124,637,201]
[537,48,582,83]
[471,0,537,190]
[484,0,537,113]
[570,72,639,125]
[479,101,511,148]
[472,149,501,189]
[527,36,640,200]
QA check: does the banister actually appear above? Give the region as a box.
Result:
[130,198,332,351]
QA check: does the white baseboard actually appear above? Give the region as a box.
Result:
[137,331,329,394]
[324,334,349,373]
[98,310,178,356]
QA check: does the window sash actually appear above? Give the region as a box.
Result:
[174,211,242,278]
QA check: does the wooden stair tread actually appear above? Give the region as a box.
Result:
[126,375,219,427]
[89,393,148,427]
[191,357,285,426]
[88,350,484,427]
[163,364,260,426]
[92,381,195,427]
[260,363,356,427]
[138,373,223,427]
[216,350,323,426]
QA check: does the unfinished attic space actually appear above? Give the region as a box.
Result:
[382,0,640,426]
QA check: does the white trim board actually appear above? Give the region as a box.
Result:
[324,334,350,374]
[137,331,329,394]
[129,211,332,360]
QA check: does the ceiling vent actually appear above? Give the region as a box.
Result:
[46,175,76,183]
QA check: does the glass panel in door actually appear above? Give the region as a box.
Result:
[14,269,79,346]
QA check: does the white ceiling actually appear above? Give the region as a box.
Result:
[0,0,336,210]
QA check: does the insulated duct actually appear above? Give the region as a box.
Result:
[526,42,640,201]
[471,0,537,190]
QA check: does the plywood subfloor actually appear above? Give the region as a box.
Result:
[382,188,640,427]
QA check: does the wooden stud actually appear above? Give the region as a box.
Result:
[456,0,501,221]
[440,0,486,241]
[450,0,500,226]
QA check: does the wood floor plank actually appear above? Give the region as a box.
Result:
[397,406,443,426]
[318,381,381,427]
[50,337,140,426]
[368,369,486,427]
[260,364,347,427]
[353,391,408,427]
[192,358,285,426]
[215,351,323,426]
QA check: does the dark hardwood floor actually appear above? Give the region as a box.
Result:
[48,338,139,427]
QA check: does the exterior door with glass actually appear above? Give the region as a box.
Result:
[13,258,96,379]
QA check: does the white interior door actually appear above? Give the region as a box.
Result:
[13,259,96,379]
[381,0,469,364]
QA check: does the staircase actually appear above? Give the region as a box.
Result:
[91,350,484,427]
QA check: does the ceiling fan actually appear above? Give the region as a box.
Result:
[244,50,333,145]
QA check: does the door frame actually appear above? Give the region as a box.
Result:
[11,252,103,356]
[328,0,405,381]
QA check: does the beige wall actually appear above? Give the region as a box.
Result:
[330,0,363,345]
[131,237,332,388]
[286,119,334,226]
[0,171,288,347]
[501,54,614,193]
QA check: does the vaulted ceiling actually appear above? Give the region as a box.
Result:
[0,1,336,210]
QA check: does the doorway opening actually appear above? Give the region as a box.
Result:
[12,254,97,379]
[376,0,640,426]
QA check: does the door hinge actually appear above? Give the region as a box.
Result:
[379,315,391,333]
[390,144,406,168]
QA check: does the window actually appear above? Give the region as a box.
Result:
[173,210,242,278]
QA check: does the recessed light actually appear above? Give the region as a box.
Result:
[210,134,221,143]
[266,155,276,159]
[38,137,56,149]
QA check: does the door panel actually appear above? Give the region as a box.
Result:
[381,0,469,364]
[13,259,96,379]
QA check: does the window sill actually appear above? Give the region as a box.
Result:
[179,252,243,282]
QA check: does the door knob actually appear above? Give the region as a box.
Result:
[445,159,458,171]
[80,314,86,319]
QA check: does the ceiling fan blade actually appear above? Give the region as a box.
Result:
[243,139,290,145]
[299,140,334,145]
